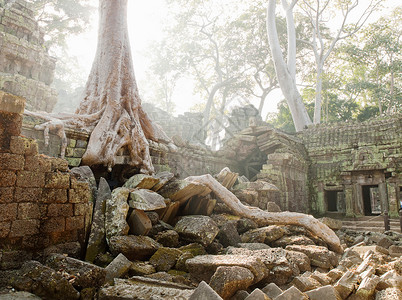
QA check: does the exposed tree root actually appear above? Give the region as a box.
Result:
[185,174,343,253]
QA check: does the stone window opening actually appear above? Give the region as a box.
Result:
[325,190,345,214]
[362,185,381,216]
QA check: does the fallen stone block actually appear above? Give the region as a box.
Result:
[286,245,339,269]
[291,275,321,292]
[152,171,175,192]
[215,167,238,190]
[99,277,194,300]
[85,177,109,263]
[129,261,156,276]
[305,285,342,300]
[11,261,79,300]
[319,217,342,231]
[189,281,223,300]
[274,286,308,300]
[355,275,380,299]
[209,266,254,299]
[128,189,166,211]
[375,287,402,300]
[377,270,402,290]
[149,247,182,272]
[109,235,161,261]
[105,187,130,242]
[46,254,106,289]
[231,290,250,300]
[174,215,220,247]
[155,229,180,248]
[127,209,152,236]
[158,179,211,204]
[310,270,332,285]
[123,174,159,189]
[105,253,132,284]
[241,225,285,244]
[186,254,268,284]
[218,221,241,247]
[261,282,282,299]
[334,270,360,299]
[244,288,270,300]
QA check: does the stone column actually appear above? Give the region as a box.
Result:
[344,185,354,217]
[353,183,364,216]
[386,182,398,217]
[378,182,388,214]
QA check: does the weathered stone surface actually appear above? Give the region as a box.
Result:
[129,261,156,276]
[261,282,282,299]
[158,179,211,204]
[209,266,254,299]
[0,291,42,299]
[85,177,109,263]
[175,252,194,272]
[310,270,332,286]
[105,253,132,283]
[215,167,238,190]
[149,247,182,272]
[99,277,194,300]
[274,286,308,300]
[127,209,152,236]
[46,254,106,289]
[334,270,360,299]
[128,189,166,211]
[155,230,180,248]
[244,288,270,300]
[10,261,79,300]
[123,174,159,189]
[231,290,250,300]
[109,235,161,261]
[266,201,281,212]
[236,243,271,251]
[305,285,342,300]
[105,187,130,242]
[375,287,402,300]
[319,217,342,231]
[241,225,285,244]
[356,275,380,299]
[286,245,339,269]
[377,270,402,290]
[189,281,223,300]
[217,221,241,247]
[152,171,175,192]
[291,275,321,292]
[186,254,268,284]
[236,218,258,234]
[272,235,315,248]
[175,215,219,247]
[286,250,311,273]
[179,243,207,257]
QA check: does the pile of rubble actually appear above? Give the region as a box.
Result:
[0,167,401,300]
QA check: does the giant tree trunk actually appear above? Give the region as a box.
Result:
[186,174,343,253]
[75,0,164,173]
[267,0,312,131]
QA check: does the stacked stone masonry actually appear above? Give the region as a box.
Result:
[0,0,57,112]
[0,91,92,269]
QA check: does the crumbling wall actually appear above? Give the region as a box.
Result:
[299,115,402,217]
[0,0,57,112]
[0,91,92,269]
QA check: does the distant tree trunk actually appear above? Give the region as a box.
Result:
[75,0,165,173]
[267,0,312,131]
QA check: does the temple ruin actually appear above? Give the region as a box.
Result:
[0,1,401,299]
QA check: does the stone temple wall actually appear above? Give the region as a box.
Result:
[0,91,92,269]
[298,115,402,217]
[0,0,57,112]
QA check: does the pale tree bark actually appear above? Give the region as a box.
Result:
[186,174,343,253]
[26,0,169,173]
[299,0,382,124]
[267,0,312,131]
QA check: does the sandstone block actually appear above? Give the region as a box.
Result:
[41,188,67,203]
[41,217,65,233]
[49,158,69,172]
[158,179,211,204]
[9,136,25,154]
[15,170,44,188]
[186,254,268,284]
[375,288,402,300]
[47,203,73,217]
[105,187,130,242]
[272,235,314,248]
[24,155,51,172]
[0,203,17,222]
[0,153,24,170]
[189,281,223,300]
[334,270,359,299]
[0,187,14,203]
[291,275,321,292]
[244,288,270,300]
[127,209,152,236]
[45,172,70,189]
[65,216,85,230]
[241,225,285,244]
[123,174,159,189]
[46,253,106,289]
[108,235,160,261]
[274,286,308,300]
[319,217,342,231]
[128,189,166,211]
[0,170,16,187]
[9,219,39,237]
[152,171,174,192]
[0,91,25,114]
[149,247,182,272]
[209,266,254,299]
[286,245,339,269]
[174,215,219,247]
[17,202,40,220]
[69,187,92,204]
[261,282,283,299]
[105,253,132,284]
[155,229,180,248]
[305,285,342,300]
[129,261,156,276]
[22,139,38,156]
[217,221,241,247]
